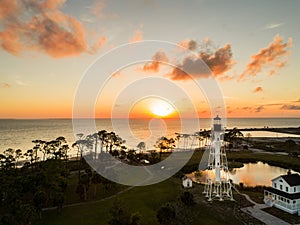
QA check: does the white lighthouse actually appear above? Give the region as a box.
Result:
[203,116,233,201]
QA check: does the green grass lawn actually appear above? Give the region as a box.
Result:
[34,178,263,225]
[34,177,181,225]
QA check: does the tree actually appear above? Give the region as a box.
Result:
[15,203,37,225]
[194,131,204,149]
[157,203,176,225]
[52,192,64,212]
[225,128,244,149]
[137,142,146,153]
[90,133,98,159]
[156,137,176,159]
[180,191,195,206]
[72,134,92,179]
[33,191,48,219]
[108,199,140,225]
[201,129,211,147]
[1,148,16,170]
[79,173,90,201]
[98,130,108,154]
[91,172,102,198]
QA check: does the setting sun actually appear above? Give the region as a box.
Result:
[150,100,175,117]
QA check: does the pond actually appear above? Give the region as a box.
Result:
[192,161,298,187]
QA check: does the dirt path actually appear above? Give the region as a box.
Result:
[42,186,134,211]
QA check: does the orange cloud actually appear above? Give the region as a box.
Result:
[0,25,22,54]
[0,0,18,21]
[280,105,300,110]
[0,0,106,57]
[253,86,263,93]
[1,82,11,88]
[178,39,197,50]
[129,29,143,43]
[43,0,66,10]
[143,50,169,72]
[168,41,234,80]
[239,35,292,80]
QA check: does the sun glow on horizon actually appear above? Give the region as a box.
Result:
[150,100,175,117]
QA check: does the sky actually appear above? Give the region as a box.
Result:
[0,0,300,119]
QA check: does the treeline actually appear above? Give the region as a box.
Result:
[0,130,182,225]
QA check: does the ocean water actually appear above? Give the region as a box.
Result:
[0,118,299,154]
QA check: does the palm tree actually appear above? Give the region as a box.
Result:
[14,149,23,168]
[230,127,244,148]
[225,127,244,149]
[72,133,88,179]
[92,133,99,159]
[98,130,108,154]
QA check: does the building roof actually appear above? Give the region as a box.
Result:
[182,176,192,181]
[265,187,300,200]
[272,173,300,187]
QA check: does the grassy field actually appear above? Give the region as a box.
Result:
[34,178,263,225]
[35,178,181,225]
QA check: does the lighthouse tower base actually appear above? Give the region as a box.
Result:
[203,178,234,201]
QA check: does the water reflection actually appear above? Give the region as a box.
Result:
[194,162,297,187]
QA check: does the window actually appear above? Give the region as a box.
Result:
[293,200,296,204]
[279,179,283,182]
[280,185,282,190]
[274,183,277,188]
[287,199,290,204]
[286,187,288,192]
[294,187,296,192]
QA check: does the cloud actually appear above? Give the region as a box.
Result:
[178,39,197,50]
[265,23,284,30]
[142,50,169,72]
[0,0,106,57]
[239,35,292,80]
[255,106,264,113]
[91,0,105,17]
[129,29,143,43]
[280,105,300,110]
[167,41,234,81]
[253,86,263,93]
[0,0,18,21]
[1,82,11,88]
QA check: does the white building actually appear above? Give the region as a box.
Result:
[182,176,193,188]
[264,173,300,215]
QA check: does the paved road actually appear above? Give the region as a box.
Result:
[241,205,290,225]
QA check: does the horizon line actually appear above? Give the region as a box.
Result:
[0,116,300,120]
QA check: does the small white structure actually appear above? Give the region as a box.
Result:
[264,172,300,215]
[182,176,193,188]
